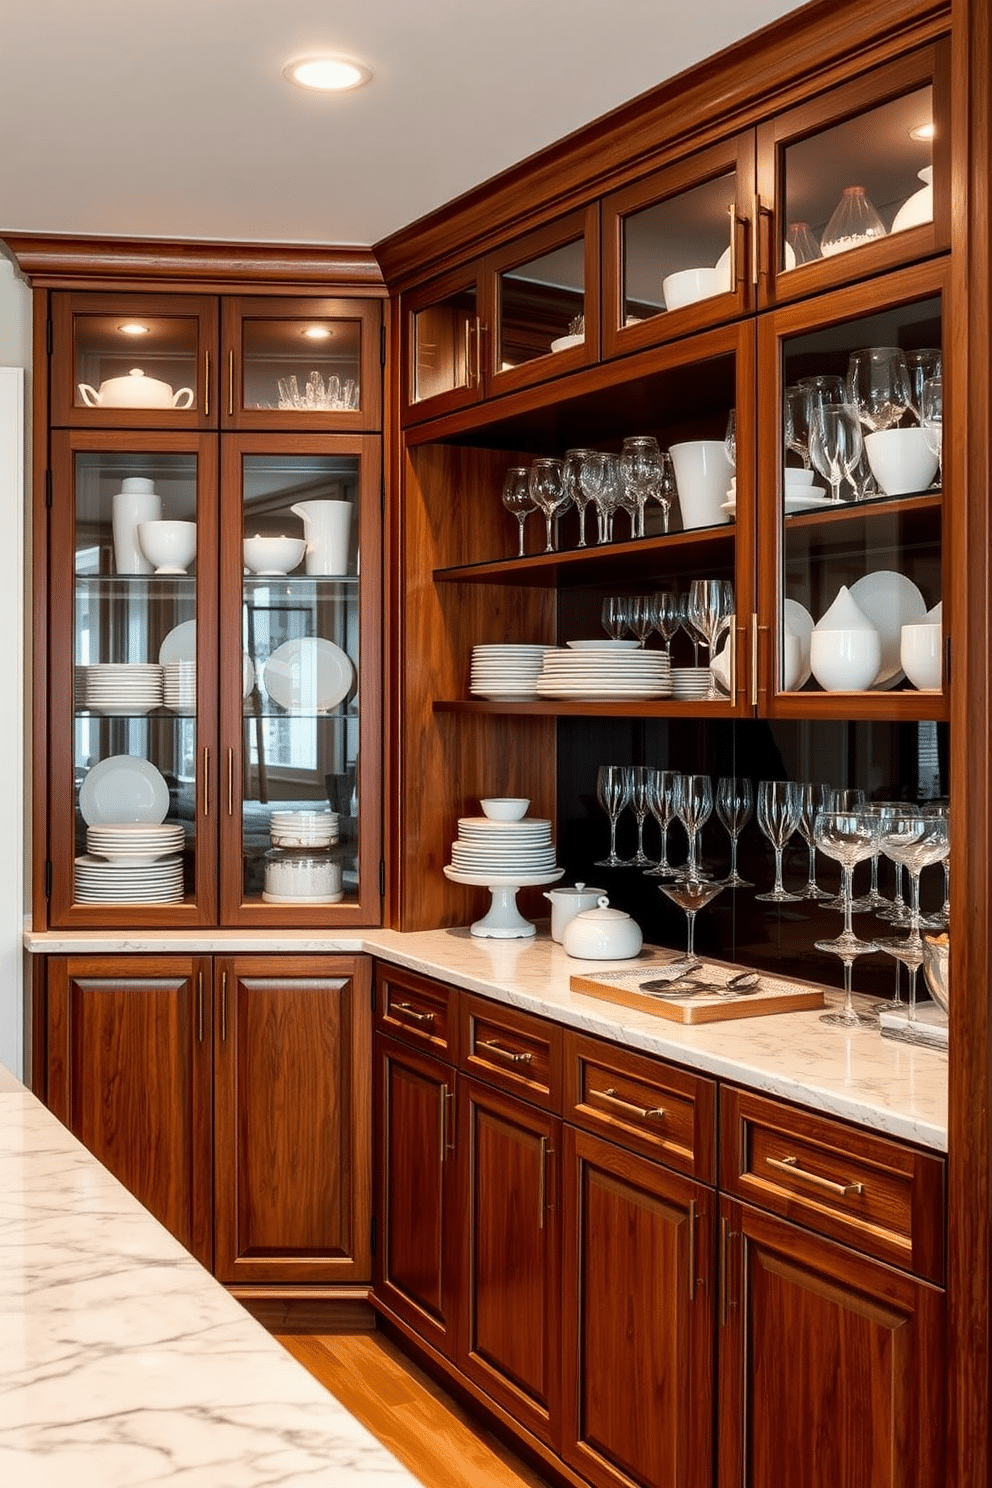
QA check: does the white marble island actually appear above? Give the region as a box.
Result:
[0,1067,415,1487]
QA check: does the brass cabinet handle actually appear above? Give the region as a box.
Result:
[202,746,210,816]
[221,971,228,1043]
[476,1038,533,1066]
[197,972,204,1044]
[688,1198,697,1301]
[228,349,234,416]
[720,1216,731,1327]
[439,1085,455,1162]
[750,614,759,708]
[593,1086,665,1122]
[204,350,210,417]
[766,1154,864,1199]
[474,318,485,388]
[227,747,234,817]
[463,317,473,388]
[539,1136,553,1229]
[393,1000,435,1028]
[751,193,762,286]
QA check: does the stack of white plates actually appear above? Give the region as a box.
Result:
[270,809,340,848]
[74,854,185,904]
[535,647,672,700]
[671,666,713,699]
[84,663,163,715]
[470,645,551,701]
[450,816,558,876]
[86,822,186,866]
[163,660,196,712]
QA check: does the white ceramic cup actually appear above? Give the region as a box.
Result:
[900,621,942,690]
[809,627,882,692]
[669,441,733,529]
[864,427,939,496]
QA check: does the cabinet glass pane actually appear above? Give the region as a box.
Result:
[412,286,476,403]
[779,296,942,696]
[73,451,199,906]
[241,316,362,413]
[498,239,585,368]
[622,174,735,327]
[73,316,199,413]
[241,453,360,906]
[780,86,933,272]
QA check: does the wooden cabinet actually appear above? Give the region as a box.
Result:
[47,952,372,1288]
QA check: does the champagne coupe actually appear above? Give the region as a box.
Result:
[619,436,663,540]
[601,595,633,641]
[755,779,802,902]
[652,451,677,533]
[626,765,654,868]
[808,403,864,503]
[501,466,534,557]
[563,448,598,547]
[813,809,883,1029]
[673,773,714,882]
[716,776,754,888]
[846,347,913,432]
[528,457,569,553]
[796,783,837,899]
[876,813,950,1020]
[784,385,812,468]
[921,376,943,485]
[644,769,682,878]
[595,764,632,868]
[849,801,902,913]
[659,877,727,964]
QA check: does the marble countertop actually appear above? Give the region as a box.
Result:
[25,923,948,1152]
[0,1070,417,1487]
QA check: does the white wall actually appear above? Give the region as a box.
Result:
[0,255,32,1079]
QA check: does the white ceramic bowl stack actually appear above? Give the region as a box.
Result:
[163,660,196,712]
[782,466,829,511]
[84,663,163,715]
[535,644,671,700]
[448,814,558,878]
[470,644,551,701]
[269,810,340,848]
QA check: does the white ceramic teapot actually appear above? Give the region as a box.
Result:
[543,882,603,942]
[78,368,195,410]
[563,896,644,961]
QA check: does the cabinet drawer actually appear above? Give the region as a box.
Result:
[720,1086,945,1284]
[460,995,562,1112]
[375,964,457,1061]
[564,1031,716,1184]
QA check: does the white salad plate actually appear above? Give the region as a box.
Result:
[264,637,355,712]
[78,756,171,826]
[444,865,564,889]
[565,640,641,650]
[848,570,926,685]
[158,619,197,665]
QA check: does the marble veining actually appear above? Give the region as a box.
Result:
[0,1083,416,1486]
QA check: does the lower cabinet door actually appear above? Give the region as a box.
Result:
[459,1076,561,1448]
[213,955,372,1285]
[46,954,214,1268]
[562,1125,715,1488]
[374,1032,459,1357]
[718,1198,946,1488]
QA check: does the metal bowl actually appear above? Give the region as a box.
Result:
[922,935,949,1014]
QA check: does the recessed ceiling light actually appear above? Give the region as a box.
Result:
[302,326,332,340]
[910,122,935,141]
[283,56,372,92]
[118,322,150,336]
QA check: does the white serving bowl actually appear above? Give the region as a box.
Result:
[783,467,816,486]
[809,627,882,692]
[900,621,942,690]
[669,440,733,529]
[480,797,530,821]
[243,535,307,576]
[864,427,939,496]
[137,520,197,575]
[662,266,728,311]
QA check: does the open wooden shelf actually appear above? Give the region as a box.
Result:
[434,525,735,588]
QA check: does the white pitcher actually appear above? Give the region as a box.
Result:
[290,499,352,576]
[112,477,162,574]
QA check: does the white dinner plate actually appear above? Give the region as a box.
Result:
[848,570,926,685]
[158,619,196,664]
[565,640,641,650]
[78,756,171,826]
[263,637,355,712]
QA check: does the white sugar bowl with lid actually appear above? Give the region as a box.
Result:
[544,882,604,942]
[563,896,643,960]
[78,368,195,409]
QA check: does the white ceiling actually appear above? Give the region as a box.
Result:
[0,0,803,250]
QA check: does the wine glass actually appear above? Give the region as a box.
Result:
[849,801,902,913]
[724,411,737,470]
[626,765,654,867]
[846,347,913,432]
[528,457,569,553]
[876,812,950,1021]
[672,773,713,882]
[563,448,598,548]
[906,349,942,422]
[628,596,656,648]
[652,591,681,657]
[716,776,753,887]
[797,374,846,417]
[808,402,864,503]
[796,784,837,899]
[579,451,621,543]
[501,466,534,557]
[595,765,632,868]
[784,385,812,468]
[652,451,677,533]
[644,769,682,878]
[619,436,663,540]
[688,579,734,699]
[601,595,633,641]
[659,877,727,964]
[755,780,802,902]
[813,809,882,1029]
[921,376,942,485]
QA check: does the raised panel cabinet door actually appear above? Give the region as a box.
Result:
[213,955,372,1285]
[718,1198,946,1488]
[458,1076,561,1450]
[374,1033,459,1358]
[561,1126,715,1488]
[45,955,213,1268]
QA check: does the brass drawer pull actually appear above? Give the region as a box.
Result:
[594,1086,665,1122]
[476,1038,533,1066]
[766,1154,864,1199]
[392,1000,435,1028]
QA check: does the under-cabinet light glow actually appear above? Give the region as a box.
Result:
[118,322,150,336]
[910,122,935,141]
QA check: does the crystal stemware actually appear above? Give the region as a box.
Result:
[716,776,753,888]
[672,773,713,882]
[784,385,812,469]
[595,764,632,868]
[528,457,569,553]
[808,402,864,503]
[626,765,654,868]
[644,769,682,878]
[659,877,726,963]
[601,595,633,641]
[755,780,802,902]
[846,347,913,433]
[921,376,943,485]
[579,451,621,544]
[501,466,534,558]
[813,809,883,1029]
[724,411,737,470]
[796,783,837,899]
[876,812,950,1021]
[652,591,681,657]
[563,448,598,548]
[628,595,656,648]
[906,349,942,422]
[652,451,677,534]
[849,801,902,913]
[619,436,663,540]
[687,578,734,700]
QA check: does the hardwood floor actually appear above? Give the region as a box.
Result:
[276,1331,552,1488]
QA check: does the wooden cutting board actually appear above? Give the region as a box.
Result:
[568,965,825,1024]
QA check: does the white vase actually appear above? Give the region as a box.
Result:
[112,478,162,574]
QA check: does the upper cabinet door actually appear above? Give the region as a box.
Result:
[50,292,219,430]
[756,40,950,308]
[601,133,757,360]
[402,264,483,424]
[221,296,382,432]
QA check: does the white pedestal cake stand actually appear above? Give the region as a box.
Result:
[443,865,564,938]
